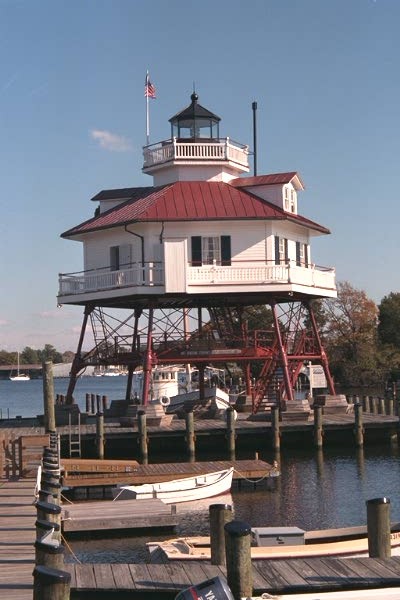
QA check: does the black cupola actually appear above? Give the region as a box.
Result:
[169,93,220,141]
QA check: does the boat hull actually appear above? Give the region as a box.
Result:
[113,467,233,504]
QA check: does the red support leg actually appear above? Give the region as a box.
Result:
[142,308,154,406]
[271,302,294,403]
[307,300,336,395]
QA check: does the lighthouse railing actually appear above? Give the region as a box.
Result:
[143,137,249,169]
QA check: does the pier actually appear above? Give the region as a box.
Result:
[2,476,400,598]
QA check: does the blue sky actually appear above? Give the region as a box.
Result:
[0,0,397,351]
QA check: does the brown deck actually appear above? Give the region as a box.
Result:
[62,459,276,488]
[2,477,400,597]
[63,557,400,596]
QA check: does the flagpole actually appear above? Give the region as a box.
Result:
[146,70,150,145]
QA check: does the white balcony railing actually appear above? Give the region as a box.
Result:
[143,137,249,170]
[58,260,336,298]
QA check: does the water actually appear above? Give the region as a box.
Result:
[0,376,128,419]
[1,378,399,564]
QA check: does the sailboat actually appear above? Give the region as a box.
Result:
[9,352,30,381]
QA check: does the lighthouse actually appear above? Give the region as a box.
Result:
[58,93,337,412]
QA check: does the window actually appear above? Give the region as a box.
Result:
[290,189,296,213]
[283,187,289,211]
[110,244,133,271]
[275,236,288,265]
[296,242,309,267]
[191,236,231,266]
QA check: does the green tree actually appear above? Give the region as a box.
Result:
[378,292,400,348]
[38,344,63,364]
[21,347,39,364]
[323,281,379,387]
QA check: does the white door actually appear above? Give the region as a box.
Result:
[164,238,187,293]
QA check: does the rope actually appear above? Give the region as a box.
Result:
[60,492,74,504]
[62,533,82,564]
[233,467,278,484]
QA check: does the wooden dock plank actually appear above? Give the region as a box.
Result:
[108,563,135,589]
[93,563,116,590]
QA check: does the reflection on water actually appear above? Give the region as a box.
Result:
[65,443,400,564]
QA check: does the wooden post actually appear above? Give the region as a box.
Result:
[33,565,71,600]
[210,503,233,566]
[35,539,65,570]
[226,406,236,460]
[371,396,378,415]
[271,405,280,450]
[90,394,96,414]
[224,520,252,600]
[367,497,391,558]
[35,501,62,542]
[378,396,386,415]
[43,362,56,433]
[388,397,394,416]
[362,395,369,412]
[96,412,105,460]
[96,395,101,413]
[138,410,148,464]
[185,410,195,460]
[313,405,323,448]
[85,393,90,413]
[102,395,108,411]
[354,403,364,447]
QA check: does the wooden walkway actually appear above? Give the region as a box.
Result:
[63,557,400,596]
[0,478,36,599]
[2,478,400,598]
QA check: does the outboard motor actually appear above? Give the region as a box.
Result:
[175,576,235,600]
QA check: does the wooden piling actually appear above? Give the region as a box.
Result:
[271,405,280,450]
[367,497,391,558]
[313,405,323,448]
[354,403,364,447]
[224,520,252,600]
[85,393,90,413]
[33,565,71,600]
[226,407,236,460]
[43,361,56,432]
[96,412,105,460]
[185,410,195,460]
[102,395,108,411]
[210,503,233,566]
[90,394,96,414]
[138,410,148,464]
[35,539,65,570]
[378,397,385,415]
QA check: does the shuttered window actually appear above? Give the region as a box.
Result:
[191,236,231,266]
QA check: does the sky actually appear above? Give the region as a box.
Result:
[0,0,398,352]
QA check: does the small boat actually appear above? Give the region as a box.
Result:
[9,352,30,381]
[103,366,121,376]
[113,467,234,504]
[147,523,400,561]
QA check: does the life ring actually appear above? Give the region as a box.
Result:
[160,396,170,407]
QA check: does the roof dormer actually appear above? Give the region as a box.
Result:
[230,172,304,214]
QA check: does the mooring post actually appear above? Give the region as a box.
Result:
[378,396,385,415]
[43,361,56,433]
[35,539,65,570]
[226,406,236,459]
[138,410,148,464]
[35,500,62,543]
[354,403,364,447]
[367,497,391,558]
[102,395,108,411]
[210,503,233,566]
[85,393,90,413]
[388,396,394,416]
[96,394,101,413]
[96,412,105,460]
[90,394,96,414]
[271,405,280,450]
[313,405,323,448]
[185,410,195,460]
[224,520,253,600]
[33,565,71,600]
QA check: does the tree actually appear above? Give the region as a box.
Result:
[21,347,39,364]
[322,281,379,387]
[38,344,63,364]
[378,292,400,348]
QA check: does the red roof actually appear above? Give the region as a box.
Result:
[62,180,329,238]
[230,172,305,189]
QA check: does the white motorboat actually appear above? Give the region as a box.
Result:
[113,467,234,504]
[148,523,400,561]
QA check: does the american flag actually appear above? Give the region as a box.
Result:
[145,73,156,99]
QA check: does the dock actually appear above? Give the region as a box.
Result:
[61,458,277,489]
[62,497,178,534]
[2,477,400,598]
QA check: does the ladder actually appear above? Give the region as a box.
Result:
[68,412,81,458]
